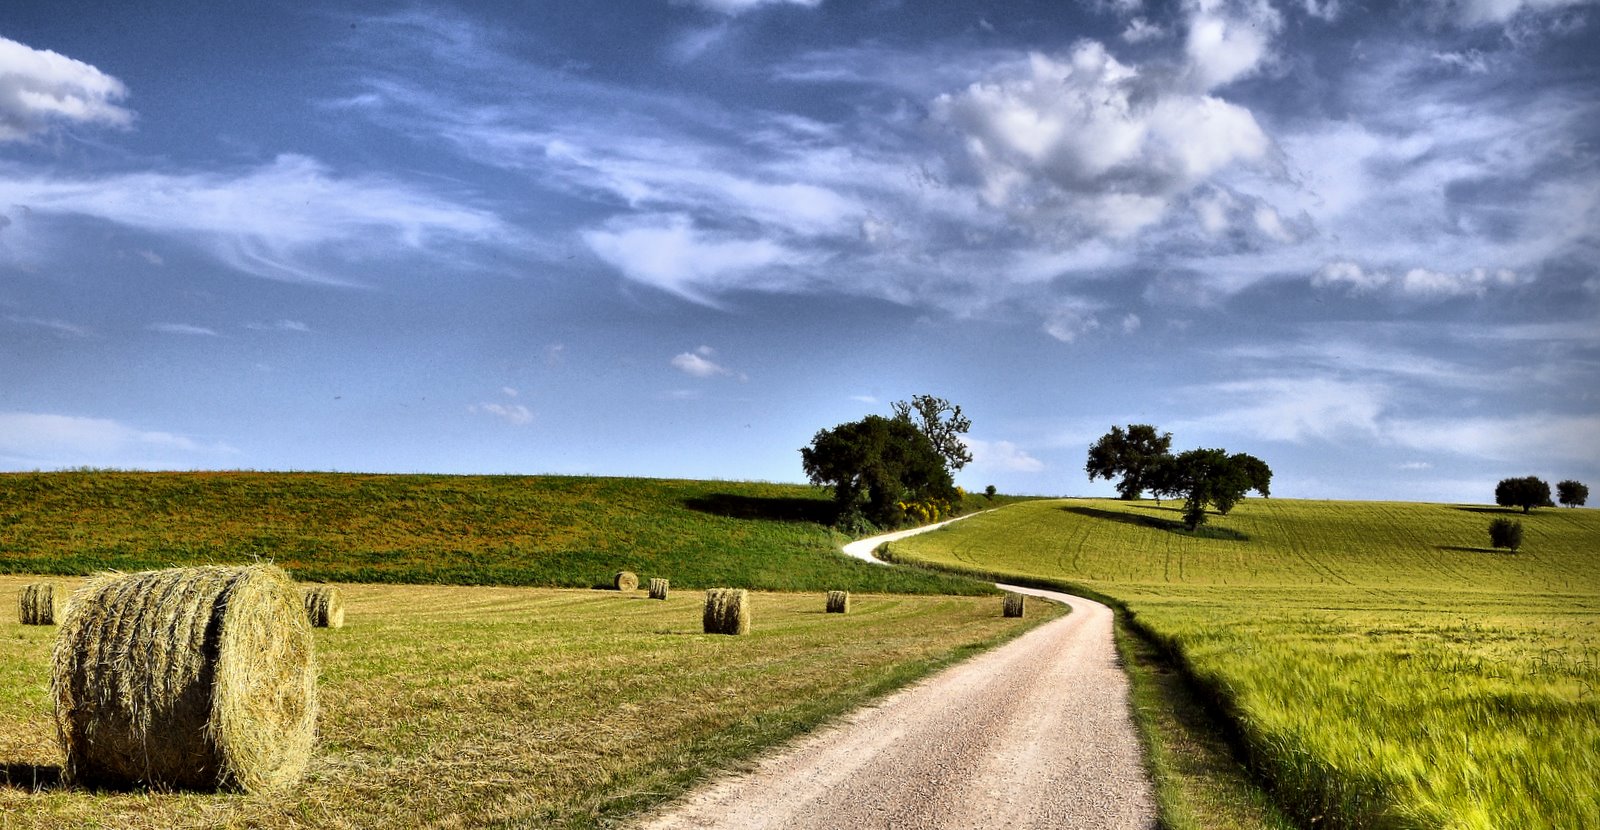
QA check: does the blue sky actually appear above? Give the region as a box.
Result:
[1,0,1596,503]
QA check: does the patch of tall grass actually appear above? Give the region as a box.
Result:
[889,498,1600,829]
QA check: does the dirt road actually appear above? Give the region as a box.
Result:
[639,518,1157,830]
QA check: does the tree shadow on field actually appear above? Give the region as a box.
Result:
[1453,506,1529,515]
[1440,545,1519,556]
[684,493,835,524]
[1061,505,1250,541]
[0,762,62,792]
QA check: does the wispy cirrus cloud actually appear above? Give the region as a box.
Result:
[0,411,236,469]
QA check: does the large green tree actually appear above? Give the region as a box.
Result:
[1168,449,1273,530]
[1557,480,1588,508]
[892,394,973,472]
[1086,424,1174,499]
[800,415,956,529]
[1495,476,1552,513]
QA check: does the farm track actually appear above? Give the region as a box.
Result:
[641,515,1157,830]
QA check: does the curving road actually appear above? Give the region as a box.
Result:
[639,518,1157,830]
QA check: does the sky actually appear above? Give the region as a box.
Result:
[1,0,1597,503]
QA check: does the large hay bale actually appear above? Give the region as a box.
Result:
[614,571,639,592]
[302,585,345,629]
[648,578,669,600]
[51,565,318,793]
[702,588,750,635]
[825,590,850,614]
[19,582,65,626]
[1003,592,1026,618]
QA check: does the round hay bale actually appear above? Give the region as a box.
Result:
[302,585,345,629]
[51,564,317,793]
[648,578,669,601]
[614,571,639,592]
[825,590,850,614]
[702,588,750,635]
[1003,592,1026,618]
[19,582,66,626]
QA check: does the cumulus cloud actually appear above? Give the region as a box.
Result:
[0,36,133,142]
[964,437,1046,472]
[933,42,1271,238]
[0,154,506,285]
[1043,304,1102,343]
[1121,18,1166,42]
[671,345,747,380]
[1183,0,1283,91]
[584,213,797,300]
[0,411,236,468]
[1313,261,1526,298]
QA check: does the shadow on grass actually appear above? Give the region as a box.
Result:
[1439,545,1519,555]
[1453,506,1534,515]
[684,493,835,524]
[0,762,62,791]
[1061,505,1250,541]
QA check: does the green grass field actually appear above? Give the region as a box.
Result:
[887,498,1600,830]
[0,577,1060,829]
[0,471,1007,594]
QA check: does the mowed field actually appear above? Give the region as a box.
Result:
[0,577,1058,829]
[886,498,1600,830]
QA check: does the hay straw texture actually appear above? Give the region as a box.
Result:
[614,571,639,592]
[825,590,850,614]
[19,582,66,626]
[51,565,318,793]
[648,578,669,600]
[702,588,750,635]
[303,585,345,629]
[1003,592,1026,618]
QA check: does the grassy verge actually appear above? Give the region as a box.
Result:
[0,472,996,595]
[887,498,1600,829]
[0,576,1061,829]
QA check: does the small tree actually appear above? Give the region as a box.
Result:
[984,484,997,500]
[1495,477,1552,513]
[1086,424,1174,500]
[1557,480,1589,508]
[800,415,956,530]
[1168,448,1268,530]
[892,394,973,473]
[1488,518,1524,551]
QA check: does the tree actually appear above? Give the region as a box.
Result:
[1488,518,1524,551]
[892,394,973,472]
[1086,424,1174,500]
[1557,480,1589,508]
[984,484,997,500]
[800,415,956,529]
[1495,477,1552,513]
[1168,449,1271,530]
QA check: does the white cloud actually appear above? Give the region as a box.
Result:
[1184,377,1388,443]
[500,386,519,398]
[1301,0,1342,20]
[1183,0,1283,91]
[471,402,533,426]
[149,323,218,336]
[246,319,310,332]
[1043,304,1101,343]
[671,346,734,378]
[1431,49,1490,73]
[0,154,506,285]
[0,411,236,468]
[1431,0,1596,26]
[1397,460,1434,470]
[964,437,1046,473]
[0,36,133,142]
[1386,413,1600,464]
[849,394,879,404]
[678,0,822,15]
[1313,261,1526,298]
[1120,313,1142,333]
[584,213,797,300]
[1121,18,1166,42]
[5,314,90,338]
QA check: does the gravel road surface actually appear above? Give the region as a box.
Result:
[639,520,1157,830]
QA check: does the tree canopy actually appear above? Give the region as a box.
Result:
[1085,424,1173,500]
[800,414,956,530]
[892,394,973,472]
[1557,480,1589,508]
[1495,477,1552,513]
[1167,449,1273,530]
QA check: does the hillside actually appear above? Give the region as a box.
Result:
[888,497,1600,830]
[0,471,997,594]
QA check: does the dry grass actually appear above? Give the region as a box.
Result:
[0,575,1058,829]
[614,571,639,592]
[302,586,344,629]
[648,578,669,601]
[17,584,63,626]
[50,566,317,794]
[825,590,849,614]
[1003,593,1025,618]
[702,588,749,635]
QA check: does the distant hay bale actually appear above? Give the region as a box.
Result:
[19,582,65,626]
[825,590,850,614]
[702,588,750,635]
[1003,592,1026,618]
[648,578,669,600]
[51,564,318,793]
[302,586,345,629]
[614,571,639,592]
